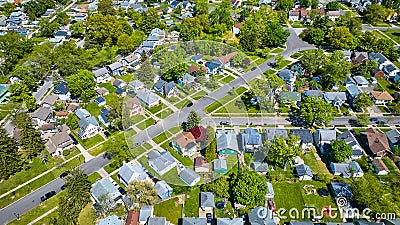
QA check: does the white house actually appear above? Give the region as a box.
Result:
[148,150,177,176]
[93,67,112,84]
[78,116,100,139]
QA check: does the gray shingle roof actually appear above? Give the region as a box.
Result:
[385,129,400,145]
[118,163,148,184]
[93,67,109,78]
[136,89,160,106]
[31,107,52,121]
[182,218,207,225]
[139,205,153,222]
[290,129,313,144]
[217,218,244,225]
[264,128,288,142]
[250,162,269,173]
[148,150,176,175]
[154,180,172,198]
[91,179,121,202]
[330,182,354,198]
[179,168,200,186]
[213,158,227,171]
[108,62,123,71]
[147,217,166,225]
[200,192,214,208]
[216,130,239,152]
[295,164,313,177]
[248,206,274,225]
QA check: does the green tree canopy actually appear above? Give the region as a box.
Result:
[299,96,335,127]
[204,126,216,162]
[354,92,374,110]
[329,140,353,162]
[66,70,96,102]
[325,1,340,10]
[186,111,201,131]
[201,177,229,198]
[127,181,158,209]
[327,26,355,50]
[276,0,293,11]
[365,4,388,25]
[262,134,301,168]
[0,128,24,180]
[231,169,267,207]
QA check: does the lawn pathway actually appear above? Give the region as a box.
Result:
[26,206,58,225]
[377,30,400,45]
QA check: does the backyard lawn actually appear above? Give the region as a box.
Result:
[85,102,102,117]
[79,134,105,149]
[377,78,394,94]
[78,203,96,225]
[99,82,116,93]
[154,197,183,225]
[183,188,200,217]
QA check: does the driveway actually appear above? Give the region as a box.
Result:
[198,207,213,218]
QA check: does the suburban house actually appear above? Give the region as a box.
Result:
[239,128,262,152]
[290,129,313,149]
[352,52,369,64]
[187,65,199,75]
[371,91,394,104]
[278,69,296,85]
[346,85,361,105]
[372,158,390,175]
[178,73,196,87]
[76,108,91,120]
[263,128,288,142]
[194,156,210,173]
[118,162,149,187]
[96,87,109,96]
[383,63,400,78]
[304,89,323,98]
[327,10,340,20]
[189,126,207,142]
[323,92,347,107]
[250,161,269,174]
[314,129,336,154]
[330,161,364,178]
[139,206,153,225]
[191,54,202,63]
[362,128,392,157]
[369,52,390,69]
[94,96,106,106]
[385,129,400,150]
[337,130,364,159]
[279,92,301,105]
[45,131,74,157]
[216,218,244,225]
[182,218,207,225]
[91,179,122,206]
[148,150,177,176]
[213,158,228,174]
[200,192,214,212]
[31,107,53,127]
[93,67,111,83]
[126,97,144,116]
[216,129,239,155]
[172,132,197,157]
[346,76,369,88]
[330,182,354,203]
[179,168,200,186]
[135,89,160,108]
[108,62,125,76]
[113,79,128,89]
[205,60,223,75]
[97,215,124,225]
[42,94,58,108]
[154,180,173,200]
[53,82,70,101]
[372,68,385,78]
[248,206,274,225]
[122,53,140,68]
[78,116,100,139]
[295,164,313,181]
[147,217,168,225]
[0,84,10,104]
[129,80,145,93]
[154,79,177,98]
[98,108,110,127]
[288,10,300,21]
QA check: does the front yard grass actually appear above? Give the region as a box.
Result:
[377,78,395,94]
[78,202,96,225]
[131,145,148,157]
[381,29,400,44]
[183,187,200,217]
[192,90,208,100]
[174,99,192,109]
[80,134,104,149]
[271,48,284,54]
[148,103,167,114]
[130,114,146,125]
[155,108,174,119]
[153,132,169,144]
[88,172,102,184]
[136,118,156,130]
[220,75,235,84]
[154,197,183,225]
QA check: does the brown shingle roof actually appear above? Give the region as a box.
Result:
[187,65,199,74]
[126,210,139,225]
[55,111,68,117]
[371,91,394,101]
[363,128,390,156]
[372,158,389,172]
[174,132,196,149]
[195,156,209,168]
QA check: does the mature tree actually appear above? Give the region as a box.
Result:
[95,194,115,215]
[356,114,370,127]
[127,9,142,27]
[53,42,91,76]
[382,0,400,10]
[194,0,208,15]
[262,134,301,168]
[86,14,124,46]
[24,44,53,80]
[98,0,116,16]
[117,33,135,54]
[325,1,340,10]
[0,128,24,180]
[18,114,45,160]
[107,94,123,131]
[131,30,146,47]
[305,28,325,45]
[300,0,312,8]
[55,169,91,224]
[39,18,60,37]
[162,63,188,82]
[127,181,158,208]
[204,126,216,162]
[231,169,267,207]
[139,8,160,34]
[70,21,86,38]
[0,3,16,16]
[0,33,33,75]
[104,135,131,169]
[186,111,201,130]
[276,0,293,11]
[24,95,37,111]
[66,70,96,102]
[353,92,374,110]
[300,96,335,127]
[56,12,70,25]
[336,12,362,34]
[24,1,47,20]
[201,177,229,198]
[323,50,351,87]
[301,49,326,75]
[327,26,355,50]
[66,114,79,130]
[365,4,387,24]
[180,17,203,41]
[329,140,353,162]
[136,59,154,84]
[119,18,134,36]
[313,16,334,33]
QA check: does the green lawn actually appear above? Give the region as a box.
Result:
[174,99,192,109]
[153,132,169,144]
[291,21,306,28]
[148,103,167,114]
[154,197,183,225]
[120,73,135,83]
[136,118,156,130]
[220,76,235,84]
[205,87,246,114]
[1,156,84,212]
[99,82,116,93]
[302,152,323,174]
[131,145,148,157]
[80,134,104,149]
[291,52,303,59]
[130,114,147,124]
[85,102,102,117]
[168,126,182,135]
[160,142,194,167]
[381,29,400,44]
[255,57,267,65]
[183,187,200,217]
[271,48,284,54]
[104,93,120,105]
[78,203,96,225]
[64,148,80,160]
[155,108,174,119]
[276,60,292,70]
[87,172,102,184]
[192,90,208,100]
[377,78,395,94]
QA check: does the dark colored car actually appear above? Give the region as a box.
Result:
[206,213,212,223]
[251,67,257,71]
[220,120,230,125]
[41,191,56,202]
[377,119,387,124]
[187,102,193,107]
[61,184,68,190]
[59,171,70,178]
[370,117,378,122]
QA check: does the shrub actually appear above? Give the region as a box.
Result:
[63,149,70,156]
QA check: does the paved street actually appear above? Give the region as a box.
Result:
[0,154,110,225]
[33,79,53,102]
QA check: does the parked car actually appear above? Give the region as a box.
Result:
[206,213,212,223]
[268,199,276,212]
[41,191,56,202]
[187,102,193,107]
[59,171,70,178]
[61,184,68,190]
[220,120,230,125]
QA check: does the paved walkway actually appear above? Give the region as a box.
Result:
[27,206,58,225]
[76,144,94,162]
[97,168,110,178]
[160,98,179,112]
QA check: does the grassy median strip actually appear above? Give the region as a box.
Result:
[0,156,84,210]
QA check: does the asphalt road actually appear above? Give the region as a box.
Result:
[0,154,110,225]
[33,79,53,102]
